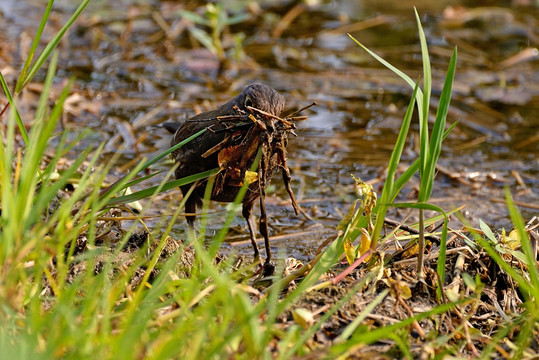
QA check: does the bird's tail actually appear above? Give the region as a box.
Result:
[162,122,182,134]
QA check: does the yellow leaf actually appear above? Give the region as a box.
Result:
[359,228,372,261]
[292,308,314,329]
[382,277,412,299]
[344,238,357,265]
[402,242,419,259]
[244,170,258,185]
[505,229,521,250]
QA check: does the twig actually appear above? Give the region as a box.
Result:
[384,217,441,245]
[285,101,317,118]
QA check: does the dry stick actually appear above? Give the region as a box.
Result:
[0,102,9,119]
[245,106,297,128]
[278,136,314,222]
[490,197,539,210]
[285,101,317,118]
[383,217,441,245]
[279,137,299,215]
[201,135,231,158]
[396,296,426,339]
[392,246,477,267]
[440,282,481,357]
[272,3,306,39]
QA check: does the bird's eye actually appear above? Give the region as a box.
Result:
[245,97,253,108]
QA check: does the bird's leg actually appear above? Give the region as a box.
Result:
[257,144,275,276]
[182,182,202,241]
[242,201,260,263]
[258,187,270,262]
[185,198,198,241]
[258,179,275,277]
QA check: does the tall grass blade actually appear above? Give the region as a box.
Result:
[422,48,457,201]
[283,274,377,358]
[504,188,539,299]
[0,72,29,144]
[371,82,419,248]
[414,7,431,179]
[21,0,90,89]
[329,300,462,356]
[99,128,206,198]
[348,33,424,122]
[106,168,218,206]
[15,0,54,93]
[392,121,457,200]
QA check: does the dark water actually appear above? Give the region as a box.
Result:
[0,0,537,259]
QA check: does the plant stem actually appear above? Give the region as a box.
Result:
[417,208,425,281]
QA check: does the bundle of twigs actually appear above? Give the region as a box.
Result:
[200,103,314,229]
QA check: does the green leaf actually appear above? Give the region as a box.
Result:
[106,168,218,206]
[0,72,29,144]
[21,0,90,89]
[462,273,476,291]
[414,7,431,183]
[504,187,539,299]
[422,48,457,200]
[348,33,424,121]
[479,219,497,243]
[99,128,206,199]
[227,14,249,26]
[180,10,210,26]
[15,0,54,93]
[370,82,419,248]
[188,27,218,55]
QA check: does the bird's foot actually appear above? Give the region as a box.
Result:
[251,259,276,288]
[261,260,275,277]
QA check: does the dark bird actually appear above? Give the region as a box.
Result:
[164,83,293,273]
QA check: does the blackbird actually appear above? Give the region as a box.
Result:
[164,83,289,270]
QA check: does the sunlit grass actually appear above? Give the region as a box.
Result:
[348,8,457,297]
[0,2,536,359]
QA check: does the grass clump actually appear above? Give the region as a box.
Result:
[1,3,537,359]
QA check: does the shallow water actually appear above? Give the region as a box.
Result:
[0,0,537,259]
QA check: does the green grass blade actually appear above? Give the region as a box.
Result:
[106,168,219,206]
[99,128,206,198]
[329,300,461,356]
[386,81,420,194]
[461,214,536,297]
[371,82,419,248]
[122,170,164,189]
[436,216,449,299]
[390,202,446,213]
[335,289,389,342]
[142,128,206,170]
[392,123,457,201]
[0,72,29,144]
[179,10,210,26]
[505,188,539,299]
[423,48,457,200]
[414,8,431,183]
[21,0,90,89]
[348,33,424,122]
[283,275,377,358]
[15,0,54,93]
